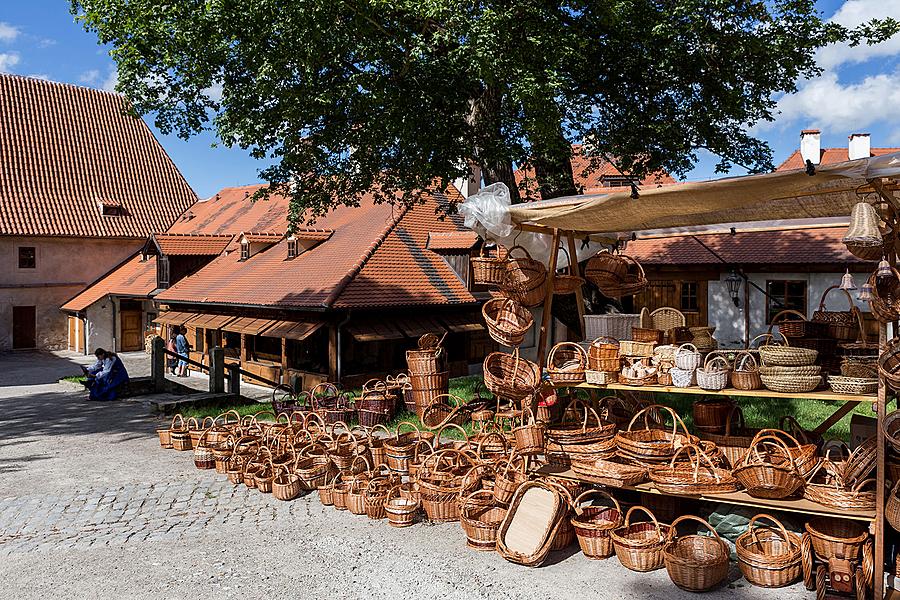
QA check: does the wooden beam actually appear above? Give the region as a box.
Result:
[871,177,900,213]
[328,323,338,383]
[810,400,860,436]
[281,337,288,385]
[536,229,561,368]
[566,231,586,340]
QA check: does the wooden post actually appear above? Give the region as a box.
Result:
[536,228,561,368]
[240,333,247,364]
[227,363,240,397]
[328,324,338,383]
[281,337,288,385]
[208,346,225,394]
[150,336,165,392]
[566,231,586,340]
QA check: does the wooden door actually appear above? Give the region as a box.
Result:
[68,316,77,351]
[120,310,143,351]
[12,306,36,349]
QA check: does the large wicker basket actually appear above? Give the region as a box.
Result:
[472,241,508,286]
[483,350,541,400]
[663,516,729,592]
[736,514,802,588]
[482,297,534,347]
[503,245,548,308]
[611,506,672,572]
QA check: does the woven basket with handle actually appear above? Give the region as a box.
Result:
[611,506,672,572]
[663,515,729,592]
[502,245,548,307]
[472,241,508,286]
[736,513,802,588]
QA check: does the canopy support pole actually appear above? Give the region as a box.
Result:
[566,231,586,339]
[536,228,561,368]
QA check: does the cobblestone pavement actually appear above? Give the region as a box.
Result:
[0,352,811,600]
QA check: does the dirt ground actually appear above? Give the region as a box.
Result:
[0,351,812,600]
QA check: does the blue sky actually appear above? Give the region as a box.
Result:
[1,0,898,197]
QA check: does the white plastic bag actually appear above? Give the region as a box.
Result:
[457,182,514,238]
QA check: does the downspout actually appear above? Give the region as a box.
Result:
[336,310,352,382]
[111,297,118,352]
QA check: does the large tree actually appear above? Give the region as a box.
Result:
[73,0,896,221]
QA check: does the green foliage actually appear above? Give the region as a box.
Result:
[71,0,897,221]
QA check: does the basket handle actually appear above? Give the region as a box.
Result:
[170,413,185,429]
[475,430,508,456]
[676,343,698,356]
[777,417,812,446]
[747,513,794,551]
[591,336,620,348]
[770,309,809,325]
[507,245,533,260]
[623,505,663,539]
[572,489,621,517]
[478,240,501,260]
[394,420,422,440]
[435,422,470,447]
[703,354,729,371]
[547,341,587,369]
[743,433,798,471]
[734,351,758,372]
[627,404,688,441]
[819,284,856,312]
[666,515,724,545]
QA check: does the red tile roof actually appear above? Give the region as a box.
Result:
[515,144,676,200]
[0,74,196,237]
[627,227,864,266]
[153,233,233,256]
[156,187,476,309]
[777,147,900,171]
[292,228,334,242]
[167,184,290,235]
[61,254,157,312]
[242,232,284,244]
[426,231,480,251]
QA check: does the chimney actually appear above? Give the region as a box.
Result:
[800,129,821,165]
[848,133,871,161]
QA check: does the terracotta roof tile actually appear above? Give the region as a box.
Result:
[156,187,476,309]
[168,185,290,235]
[777,147,900,171]
[241,232,284,243]
[154,233,233,256]
[627,227,865,266]
[426,231,480,251]
[0,74,197,237]
[61,254,157,312]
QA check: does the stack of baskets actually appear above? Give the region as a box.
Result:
[545,402,616,469]
[356,379,394,427]
[671,342,700,388]
[406,334,449,417]
[758,332,821,393]
[587,337,620,385]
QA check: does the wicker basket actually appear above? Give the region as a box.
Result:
[675,343,701,370]
[384,485,419,527]
[615,405,696,465]
[483,297,534,347]
[585,252,648,297]
[887,481,900,533]
[553,246,585,296]
[460,490,507,550]
[546,342,587,385]
[483,350,541,400]
[692,398,735,433]
[804,517,869,561]
[696,354,730,391]
[570,457,648,487]
[588,337,619,370]
[698,406,759,467]
[811,286,860,342]
[736,514,802,588]
[843,202,883,260]
[880,337,900,391]
[732,433,805,499]
[663,515,729,592]
[503,245,549,308]
[731,351,763,390]
[169,414,192,451]
[758,332,817,367]
[571,490,623,560]
[512,407,545,455]
[760,373,821,394]
[649,444,739,495]
[803,459,876,511]
[632,327,665,344]
[771,309,824,338]
[611,506,672,572]
[619,340,656,357]
[586,370,618,385]
[827,375,878,396]
[496,481,567,567]
[670,366,695,388]
[584,313,642,341]
[472,241,508,286]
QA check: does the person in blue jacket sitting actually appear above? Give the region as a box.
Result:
[81,348,130,401]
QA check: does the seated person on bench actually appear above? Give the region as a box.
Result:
[81,348,130,401]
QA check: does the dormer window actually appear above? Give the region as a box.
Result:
[600,176,635,188]
[287,237,298,259]
[100,199,125,216]
[240,240,250,261]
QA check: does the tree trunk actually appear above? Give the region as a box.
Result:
[468,84,521,204]
[529,125,577,200]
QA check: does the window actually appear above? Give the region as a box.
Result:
[766,280,807,323]
[102,205,124,216]
[680,282,699,311]
[287,238,298,259]
[240,241,250,261]
[601,176,635,188]
[157,256,170,289]
[17,247,36,269]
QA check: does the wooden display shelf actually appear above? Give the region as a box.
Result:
[558,382,877,404]
[537,464,876,523]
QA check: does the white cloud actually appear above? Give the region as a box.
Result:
[102,68,118,92]
[769,70,900,137]
[79,69,100,84]
[816,0,900,69]
[203,81,224,102]
[0,52,20,72]
[28,74,50,81]
[0,22,19,43]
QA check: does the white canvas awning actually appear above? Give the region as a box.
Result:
[506,152,900,237]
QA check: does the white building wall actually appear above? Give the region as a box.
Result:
[85,300,115,354]
[709,271,865,348]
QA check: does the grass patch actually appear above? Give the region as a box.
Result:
[169,375,873,442]
[61,375,87,384]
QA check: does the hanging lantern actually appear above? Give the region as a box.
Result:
[877,257,893,278]
[839,268,857,291]
[858,282,874,302]
[725,270,743,307]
